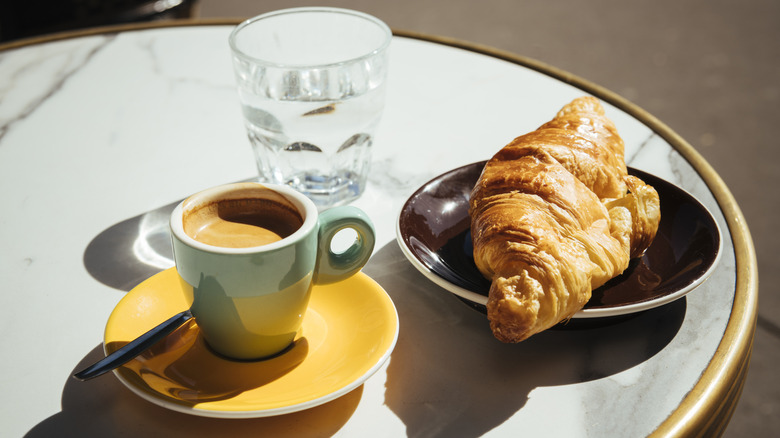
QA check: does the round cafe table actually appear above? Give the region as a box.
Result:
[0,21,757,437]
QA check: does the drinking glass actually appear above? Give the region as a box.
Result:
[229,7,392,208]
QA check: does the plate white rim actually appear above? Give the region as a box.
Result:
[395,166,724,319]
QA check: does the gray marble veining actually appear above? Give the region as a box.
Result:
[0,26,739,437]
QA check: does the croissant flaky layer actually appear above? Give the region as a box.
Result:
[469,97,660,343]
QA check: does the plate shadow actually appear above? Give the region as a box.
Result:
[366,240,685,438]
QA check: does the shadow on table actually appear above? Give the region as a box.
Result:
[83,180,257,292]
[366,241,686,438]
[83,201,177,292]
[25,345,363,438]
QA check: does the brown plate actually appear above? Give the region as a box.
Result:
[396,161,722,318]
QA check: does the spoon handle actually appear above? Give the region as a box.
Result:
[73,310,193,381]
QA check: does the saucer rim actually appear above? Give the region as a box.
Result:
[105,268,399,418]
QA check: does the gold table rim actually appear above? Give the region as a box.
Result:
[0,18,759,438]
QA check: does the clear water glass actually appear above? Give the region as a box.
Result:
[229,7,392,208]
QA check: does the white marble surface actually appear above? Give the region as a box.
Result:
[0,26,735,437]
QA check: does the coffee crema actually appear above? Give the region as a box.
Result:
[183,198,303,248]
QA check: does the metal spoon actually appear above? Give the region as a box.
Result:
[72,310,193,381]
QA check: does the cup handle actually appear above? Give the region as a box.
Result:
[315,206,376,284]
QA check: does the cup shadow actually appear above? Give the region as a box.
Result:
[83,178,261,292]
[364,240,686,438]
[83,200,178,292]
[108,319,310,405]
[25,343,363,438]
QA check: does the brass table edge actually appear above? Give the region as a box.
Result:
[0,20,760,438]
[0,18,243,51]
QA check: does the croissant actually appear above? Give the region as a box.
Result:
[469,97,660,343]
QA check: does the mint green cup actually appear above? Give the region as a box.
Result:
[169,182,375,360]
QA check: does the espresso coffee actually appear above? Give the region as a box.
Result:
[183,198,303,248]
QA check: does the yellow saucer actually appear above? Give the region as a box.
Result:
[105,268,398,418]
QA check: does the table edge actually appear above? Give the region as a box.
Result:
[0,19,759,438]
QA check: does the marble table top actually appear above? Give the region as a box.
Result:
[0,23,756,437]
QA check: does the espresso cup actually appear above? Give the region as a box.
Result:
[169,182,375,360]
